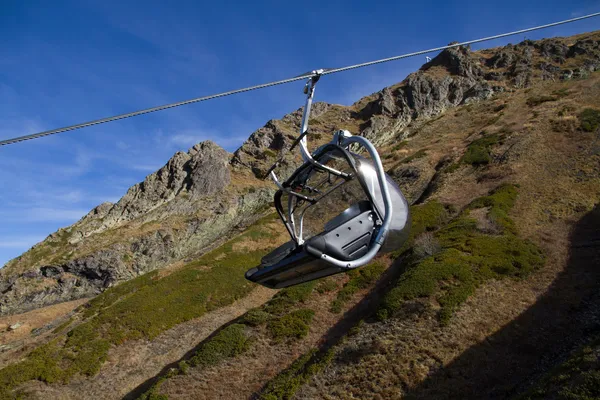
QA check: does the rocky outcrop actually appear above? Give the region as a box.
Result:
[356,34,600,144]
[75,140,231,237]
[0,140,271,315]
[231,102,333,176]
[2,31,600,316]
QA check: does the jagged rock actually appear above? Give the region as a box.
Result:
[426,46,482,78]
[562,70,574,80]
[463,83,495,104]
[567,39,600,57]
[485,71,504,81]
[8,323,22,331]
[232,102,334,176]
[487,50,515,69]
[187,141,231,197]
[536,39,569,63]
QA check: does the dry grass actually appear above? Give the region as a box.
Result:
[292,72,600,400]
[4,31,600,400]
[0,299,87,348]
[155,260,391,400]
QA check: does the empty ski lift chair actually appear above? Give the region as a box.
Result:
[245,71,411,288]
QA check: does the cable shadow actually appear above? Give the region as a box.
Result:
[404,204,600,399]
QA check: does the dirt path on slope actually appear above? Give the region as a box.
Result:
[0,298,88,368]
[18,286,275,400]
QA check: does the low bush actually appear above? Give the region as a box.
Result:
[267,309,315,341]
[493,103,507,112]
[461,134,499,166]
[264,281,316,315]
[260,348,335,400]
[189,324,250,367]
[391,199,449,259]
[392,141,408,151]
[315,279,338,294]
[413,232,442,259]
[579,108,600,132]
[526,95,558,107]
[402,149,427,164]
[242,308,272,327]
[380,185,544,324]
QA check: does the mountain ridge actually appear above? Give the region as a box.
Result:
[0,29,598,400]
[1,30,599,318]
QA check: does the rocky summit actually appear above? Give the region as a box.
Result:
[0,30,598,400]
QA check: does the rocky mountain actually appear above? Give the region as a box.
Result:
[2,30,599,317]
[0,29,598,400]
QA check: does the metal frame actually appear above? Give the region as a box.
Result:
[268,73,394,269]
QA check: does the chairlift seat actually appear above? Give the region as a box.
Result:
[245,201,377,288]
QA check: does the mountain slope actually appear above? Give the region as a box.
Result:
[0,29,598,400]
[3,31,599,317]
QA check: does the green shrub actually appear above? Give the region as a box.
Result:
[264,281,316,315]
[242,308,272,327]
[315,279,338,294]
[178,360,189,375]
[260,348,335,400]
[526,95,558,107]
[51,317,74,334]
[461,134,499,166]
[468,183,518,233]
[552,88,571,98]
[267,309,315,341]
[493,103,507,112]
[579,108,600,132]
[264,149,278,158]
[392,200,449,258]
[380,185,544,324]
[445,162,460,174]
[392,141,408,151]
[190,324,249,367]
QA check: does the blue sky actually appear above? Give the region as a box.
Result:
[0,0,598,266]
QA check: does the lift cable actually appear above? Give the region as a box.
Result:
[1,11,599,147]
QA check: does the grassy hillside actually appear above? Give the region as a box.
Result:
[0,31,599,399]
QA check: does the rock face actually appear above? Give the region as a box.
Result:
[0,140,271,315]
[2,31,600,316]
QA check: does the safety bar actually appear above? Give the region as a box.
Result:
[304,133,393,269]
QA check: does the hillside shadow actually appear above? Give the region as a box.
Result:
[127,205,600,400]
[250,252,415,399]
[404,205,600,399]
[125,254,411,400]
[123,316,246,400]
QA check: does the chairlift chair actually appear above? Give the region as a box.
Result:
[245,71,410,289]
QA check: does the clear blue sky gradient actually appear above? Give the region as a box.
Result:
[0,0,598,266]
